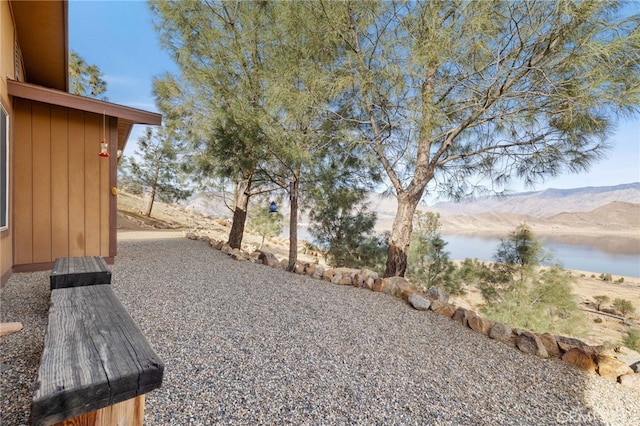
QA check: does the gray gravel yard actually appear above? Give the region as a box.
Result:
[2,236,639,425]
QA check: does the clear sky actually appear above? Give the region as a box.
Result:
[69,0,640,194]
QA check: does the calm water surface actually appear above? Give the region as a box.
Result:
[443,234,640,278]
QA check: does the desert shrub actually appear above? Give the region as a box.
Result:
[616,277,625,283]
[593,295,610,312]
[479,225,586,337]
[590,274,596,278]
[599,273,613,282]
[612,298,636,317]
[594,317,603,323]
[624,328,640,352]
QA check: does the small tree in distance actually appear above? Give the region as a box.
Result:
[248,207,283,250]
[124,126,192,217]
[479,225,586,336]
[407,211,462,295]
[613,298,636,317]
[593,295,610,312]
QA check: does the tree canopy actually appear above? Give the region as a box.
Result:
[149,0,639,277]
[69,51,107,99]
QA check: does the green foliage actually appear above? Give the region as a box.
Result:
[617,277,625,283]
[612,298,636,317]
[593,317,603,324]
[248,207,283,250]
[624,328,640,352]
[69,51,107,99]
[407,212,464,295]
[593,295,610,312]
[481,266,587,337]
[493,224,548,282]
[308,187,385,270]
[117,157,143,196]
[477,226,586,336]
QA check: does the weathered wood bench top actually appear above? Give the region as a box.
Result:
[31,285,164,426]
[50,256,112,290]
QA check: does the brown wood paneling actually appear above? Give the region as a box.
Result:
[109,118,118,258]
[51,106,69,259]
[84,113,101,255]
[68,110,85,256]
[31,102,52,263]
[13,98,33,264]
[99,118,112,257]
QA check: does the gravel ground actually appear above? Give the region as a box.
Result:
[2,237,640,425]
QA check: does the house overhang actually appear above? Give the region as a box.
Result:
[7,79,162,152]
[10,0,68,91]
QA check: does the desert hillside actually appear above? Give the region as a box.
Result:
[439,200,640,238]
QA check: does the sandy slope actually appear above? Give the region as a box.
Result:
[118,191,639,347]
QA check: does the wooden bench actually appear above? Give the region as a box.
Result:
[50,256,112,290]
[32,281,163,425]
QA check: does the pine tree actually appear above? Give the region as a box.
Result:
[124,126,191,217]
[69,51,107,99]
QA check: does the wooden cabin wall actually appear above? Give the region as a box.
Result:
[0,0,15,283]
[13,98,112,269]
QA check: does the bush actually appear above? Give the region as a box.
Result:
[479,225,586,337]
[593,295,610,312]
[599,273,613,282]
[616,277,625,283]
[593,317,603,324]
[623,328,640,352]
[612,298,636,317]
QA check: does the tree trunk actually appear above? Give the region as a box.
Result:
[144,187,156,217]
[287,172,300,271]
[383,193,420,277]
[228,177,251,249]
[144,162,161,217]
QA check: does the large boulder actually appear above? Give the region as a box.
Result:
[596,355,634,380]
[451,308,469,327]
[489,323,513,342]
[408,294,431,311]
[429,300,456,317]
[373,277,407,296]
[555,336,590,353]
[516,331,549,358]
[312,266,325,280]
[562,348,596,373]
[612,346,640,371]
[538,333,561,358]
[467,312,492,336]
[618,373,640,389]
[258,250,280,267]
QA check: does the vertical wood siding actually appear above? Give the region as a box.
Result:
[13,99,112,266]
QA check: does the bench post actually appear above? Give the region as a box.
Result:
[52,395,144,426]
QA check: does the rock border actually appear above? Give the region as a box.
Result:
[186,232,640,389]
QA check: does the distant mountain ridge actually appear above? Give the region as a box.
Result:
[430,182,640,218]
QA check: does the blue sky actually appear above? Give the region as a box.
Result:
[69,0,640,194]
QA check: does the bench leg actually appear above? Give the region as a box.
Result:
[53,395,145,426]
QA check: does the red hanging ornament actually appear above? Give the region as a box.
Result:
[99,139,109,157]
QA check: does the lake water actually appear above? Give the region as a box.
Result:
[442,234,640,278]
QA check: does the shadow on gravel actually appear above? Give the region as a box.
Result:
[2,238,639,425]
